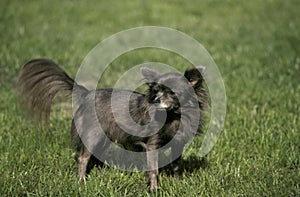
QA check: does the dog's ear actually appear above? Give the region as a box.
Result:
[184,66,205,87]
[140,67,160,83]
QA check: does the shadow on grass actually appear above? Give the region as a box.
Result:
[160,155,210,176]
[82,154,210,180]
[182,155,210,172]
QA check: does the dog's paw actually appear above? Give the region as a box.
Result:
[148,184,160,193]
[78,176,86,183]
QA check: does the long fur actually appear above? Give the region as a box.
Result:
[17,58,88,120]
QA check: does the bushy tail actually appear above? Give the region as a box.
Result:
[17,58,89,121]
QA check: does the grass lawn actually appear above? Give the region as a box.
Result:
[0,0,299,196]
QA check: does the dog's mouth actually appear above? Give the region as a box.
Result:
[152,102,170,110]
[152,102,180,112]
[157,102,170,109]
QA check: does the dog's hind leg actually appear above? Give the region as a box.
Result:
[71,121,92,182]
[78,147,92,182]
[77,144,108,181]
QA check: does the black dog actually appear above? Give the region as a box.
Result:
[17,58,207,192]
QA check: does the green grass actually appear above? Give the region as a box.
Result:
[0,0,299,196]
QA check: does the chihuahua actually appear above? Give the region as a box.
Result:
[17,58,207,192]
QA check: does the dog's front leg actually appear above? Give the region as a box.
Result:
[171,144,184,178]
[146,146,159,192]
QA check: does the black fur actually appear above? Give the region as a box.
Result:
[184,66,208,134]
[17,58,207,192]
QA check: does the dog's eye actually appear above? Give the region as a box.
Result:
[148,82,156,88]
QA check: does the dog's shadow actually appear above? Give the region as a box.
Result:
[182,155,210,172]
[160,155,209,175]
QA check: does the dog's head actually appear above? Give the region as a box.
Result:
[141,67,205,112]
